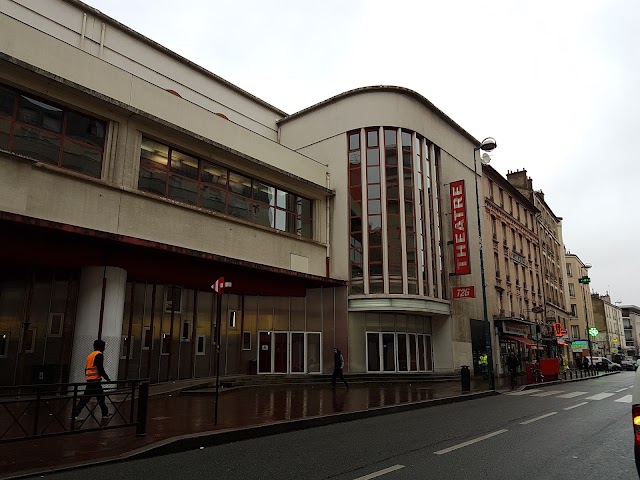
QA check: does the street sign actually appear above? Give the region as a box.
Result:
[578,276,591,284]
[531,306,544,314]
[452,286,475,299]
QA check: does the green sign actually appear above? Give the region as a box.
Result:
[579,276,591,284]
[571,340,588,352]
[588,327,599,337]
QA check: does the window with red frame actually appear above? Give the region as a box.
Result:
[348,130,364,295]
[0,83,106,178]
[138,137,313,239]
[366,129,383,294]
[384,128,403,294]
[402,130,418,295]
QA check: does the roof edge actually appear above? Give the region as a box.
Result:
[63,0,288,117]
[277,85,481,146]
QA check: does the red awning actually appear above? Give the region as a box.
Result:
[557,340,567,345]
[500,334,537,346]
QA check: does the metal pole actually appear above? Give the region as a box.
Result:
[473,150,495,390]
[214,290,223,425]
[581,267,594,366]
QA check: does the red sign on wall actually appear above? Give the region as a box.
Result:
[452,286,476,299]
[450,180,470,275]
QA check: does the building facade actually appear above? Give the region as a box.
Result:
[620,305,640,358]
[0,0,492,385]
[565,252,595,365]
[482,165,541,375]
[506,170,572,361]
[591,294,624,360]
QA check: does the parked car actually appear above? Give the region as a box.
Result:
[632,366,640,474]
[621,360,636,371]
[585,356,622,371]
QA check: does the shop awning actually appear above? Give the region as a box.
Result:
[557,340,567,346]
[500,334,537,346]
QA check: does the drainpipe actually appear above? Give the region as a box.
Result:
[326,171,331,278]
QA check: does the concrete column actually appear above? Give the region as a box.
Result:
[69,266,127,383]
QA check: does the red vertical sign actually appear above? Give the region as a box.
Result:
[450,180,470,275]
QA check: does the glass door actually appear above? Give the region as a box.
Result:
[258,331,272,373]
[367,332,381,371]
[273,333,288,373]
[306,333,321,373]
[397,333,408,371]
[408,334,418,371]
[382,333,396,371]
[290,333,304,373]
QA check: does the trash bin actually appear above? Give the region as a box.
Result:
[460,365,471,392]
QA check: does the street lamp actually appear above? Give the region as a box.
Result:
[473,137,497,390]
[580,263,594,366]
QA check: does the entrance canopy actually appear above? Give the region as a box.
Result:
[500,334,537,347]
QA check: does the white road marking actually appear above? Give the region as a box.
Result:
[557,392,588,398]
[520,412,558,425]
[564,402,589,410]
[434,430,509,455]
[531,390,564,397]
[354,465,405,480]
[615,395,633,403]
[585,393,615,401]
[615,387,630,393]
[505,389,543,396]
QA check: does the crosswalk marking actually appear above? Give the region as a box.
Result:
[557,392,588,398]
[585,393,615,401]
[531,390,564,397]
[615,395,632,403]
[505,389,542,396]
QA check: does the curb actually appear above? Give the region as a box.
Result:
[2,390,498,480]
[520,371,621,391]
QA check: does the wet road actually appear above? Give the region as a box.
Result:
[31,372,637,480]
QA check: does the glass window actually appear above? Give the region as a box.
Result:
[276,190,295,210]
[297,197,312,218]
[349,132,360,151]
[200,160,227,187]
[139,163,167,196]
[227,193,251,220]
[18,95,62,132]
[0,118,11,150]
[12,125,60,164]
[0,85,16,117]
[253,182,275,205]
[367,130,378,147]
[141,138,169,167]
[61,140,102,177]
[168,175,198,205]
[200,184,226,213]
[171,150,199,180]
[367,166,380,183]
[252,202,275,228]
[228,172,252,197]
[65,111,105,147]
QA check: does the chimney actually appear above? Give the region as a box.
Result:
[506,169,529,189]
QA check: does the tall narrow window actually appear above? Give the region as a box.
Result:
[385,129,402,293]
[402,131,418,294]
[367,129,383,293]
[416,136,428,296]
[348,130,364,294]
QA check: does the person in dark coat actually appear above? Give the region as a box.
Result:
[331,348,349,390]
[582,356,590,371]
[507,352,519,390]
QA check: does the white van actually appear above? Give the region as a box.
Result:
[585,356,622,370]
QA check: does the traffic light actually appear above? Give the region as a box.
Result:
[578,276,591,284]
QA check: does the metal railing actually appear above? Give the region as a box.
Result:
[0,379,149,443]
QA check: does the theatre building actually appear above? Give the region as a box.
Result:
[0,0,492,385]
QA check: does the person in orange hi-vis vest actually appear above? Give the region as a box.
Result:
[71,339,111,420]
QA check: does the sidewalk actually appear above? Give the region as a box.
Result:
[3,371,613,479]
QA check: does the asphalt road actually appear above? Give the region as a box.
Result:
[35,372,638,480]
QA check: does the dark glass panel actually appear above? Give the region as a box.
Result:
[299,216,313,238]
[138,164,166,196]
[12,125,60,164]
[387,215,401,229]
[350,216,362,234]
[251,202,274,228]
[368,184,380,199]
[297,197,312,218]
[367,130,378,148]
[389,280,403,294]
[349,166,362,187]
[369,263,383,276]
[368,200,381,215]
[369,246,383,262]
[408,282,418,295]
[200,185,227,213]
[17,95,62,132]
[200,160,228,187]
[65,111,105,147]
[387,199,400,214]
[402,131,411,147]
[228,172,252,197]
[170,150,199,180]
[369,230,382,247]
[0,118,10,150]
[253,182,275,205]
[388,263,403,276]
[61,141,102,177]
[367,166,380,183]
[168,175,197,205]
[140,138,169,169]
[388,248,402,263]
[367,148,379,166]
[369,281,384,294]
[0,85,16,117]
[388,231,402,247]
[349,132,360,151]
[227,193,251,220]
[368,215,382,230]
[351,263,363,279]
[384,129,397,146]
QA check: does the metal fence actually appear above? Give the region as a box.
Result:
[0,380,149,443]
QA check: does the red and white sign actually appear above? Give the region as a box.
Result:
[452,286,475,299]
[450,180,470,275]
[211,277,225,294]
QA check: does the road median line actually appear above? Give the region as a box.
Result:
[520,412,558,424]
[434,429,508,455]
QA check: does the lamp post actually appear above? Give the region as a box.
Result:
[473,137,497,390]
[580,263,594,366]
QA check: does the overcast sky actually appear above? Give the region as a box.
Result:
[84,0,638,306]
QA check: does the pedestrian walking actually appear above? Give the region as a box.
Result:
[72,339,111,420]
[331,348,349,390]
[507,351,519,390]
[582,356,589,371]
[478,352,488,378]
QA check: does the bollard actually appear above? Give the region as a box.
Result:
[461,365,471,392]
[136,381,150,436]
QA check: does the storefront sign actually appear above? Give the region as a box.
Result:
[502,322,530,336]
[571,340,588,352]
[450,180,470,275]
[452,286,475,298]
